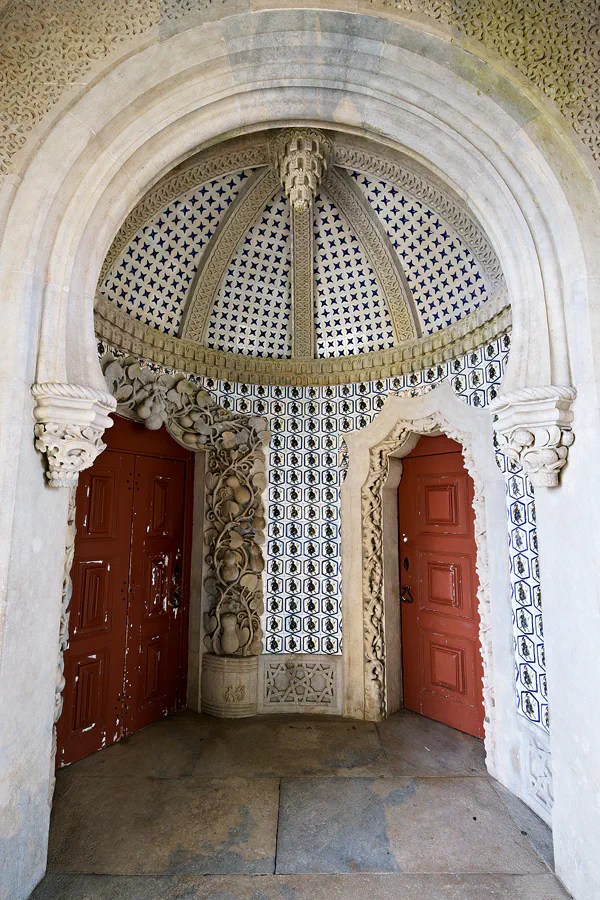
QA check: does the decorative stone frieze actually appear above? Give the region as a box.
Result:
[491,386,576,487]
[95,288,510,385]
[31,382,116,487]
[101,352,268,658]
[271,128,332,210]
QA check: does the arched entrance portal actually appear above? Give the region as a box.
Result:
[1,7,600,899]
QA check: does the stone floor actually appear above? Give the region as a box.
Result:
[32,709,570,899]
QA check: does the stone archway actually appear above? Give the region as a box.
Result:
[2,8,600,898]
[341,381,514,784]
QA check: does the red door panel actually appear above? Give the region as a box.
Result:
[57,417,193,767]
[56,452,133,766]
[399,435,484,738]
[124,454,186,734]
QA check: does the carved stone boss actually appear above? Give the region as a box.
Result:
[101,353,269,658]
[491,386,576,487]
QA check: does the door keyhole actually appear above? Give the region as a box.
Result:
[403,556,410,572]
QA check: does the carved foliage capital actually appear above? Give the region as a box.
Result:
[491,386,576,487]
[32,382,116,487]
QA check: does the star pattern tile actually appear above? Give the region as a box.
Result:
[206,191,293,358]
[313,192,396,358]
[351,172,489,334]
[100,170,254,335]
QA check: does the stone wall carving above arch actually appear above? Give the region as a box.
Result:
[1,1,599,178]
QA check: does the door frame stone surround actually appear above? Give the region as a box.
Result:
[341,382,516,790]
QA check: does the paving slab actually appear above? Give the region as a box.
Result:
[275,776,547,875]
[196,716,392,777]
[56,710,214,781]
[376,710,487,777]
[30,872,571,899]
[47,776,279,875]
[490,778,555,870]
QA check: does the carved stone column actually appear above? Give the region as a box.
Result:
[491,386,576,487]
[32,383,116,487]
[271,128,332,359]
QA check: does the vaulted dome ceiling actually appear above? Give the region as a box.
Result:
[96,129,507,383]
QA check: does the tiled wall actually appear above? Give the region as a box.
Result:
[99,333,549,733]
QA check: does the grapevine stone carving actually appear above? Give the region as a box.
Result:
[101,352,269,657]
[361,411,495,760]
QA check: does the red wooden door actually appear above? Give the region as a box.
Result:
[125,454,186,734]
[399,434,484,738]
[57,417,192,766]
[56,451,134,767]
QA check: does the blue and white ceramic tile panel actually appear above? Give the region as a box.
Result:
[98,332,547,733]
[100,170,254,336]
[313,192,396,358]
[206,191,293,359]
[351,172,489,334]
[495,448,549,733]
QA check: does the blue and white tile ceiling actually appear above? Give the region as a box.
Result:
[352,172,489,332]
[313,192,396,357]
[206,190,292,358]
[100,170,254,336]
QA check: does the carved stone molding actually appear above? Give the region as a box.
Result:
[101,352,268,657]
[95,289,510,385]
[271,128,332,210]
[491,386,576,487]
[31,382,116,487]
[361,412,494,755]
[290,202,315,359]
[181,167,280,344]
[323,168,420,343]
[50,485,77,794]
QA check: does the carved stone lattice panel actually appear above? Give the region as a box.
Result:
[259,655,341,713]
[100,352,269,658]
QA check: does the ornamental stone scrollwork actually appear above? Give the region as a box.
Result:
[361,412,494,758]
[100,352,269,658]
[491,386,576,487]
[32,382,117,487]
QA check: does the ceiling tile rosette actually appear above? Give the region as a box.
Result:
[96,130,508,384]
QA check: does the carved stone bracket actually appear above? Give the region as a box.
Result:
[32,382,116,487]
[491,386,576,487]
[271,128,332,210]
[101,353,269,657]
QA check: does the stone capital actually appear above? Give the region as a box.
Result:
[490,386,576,487]
[32,382,116,487]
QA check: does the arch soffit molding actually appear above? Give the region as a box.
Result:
[342,381,502,764]
[9,15,587,488]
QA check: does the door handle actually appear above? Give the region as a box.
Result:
[401,586,414,604]
[169,551,183,609]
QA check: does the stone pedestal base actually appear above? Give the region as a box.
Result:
[201,654,258,718]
